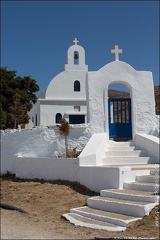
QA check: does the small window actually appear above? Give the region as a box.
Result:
[69,115,85,124]
[74,80,80,92]
[56,113,62,123]
[74,51,79,64]
[74,106,80,111]
[32,116,34,123]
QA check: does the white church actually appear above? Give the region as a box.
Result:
[29,38,158,140]
[2,39,159,231]
[29,38,88,127]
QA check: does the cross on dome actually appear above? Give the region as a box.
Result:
[73,38,79,45]
[111,45,122,61]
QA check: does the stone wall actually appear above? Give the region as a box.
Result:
[0,124,92,174]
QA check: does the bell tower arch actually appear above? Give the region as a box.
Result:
[65,38,88,71]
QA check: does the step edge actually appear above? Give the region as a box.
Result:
[71,206,141,218]
[70,208,141,227]
[87,197,152,206]
[101,189,156,195]
[87,199,146,217]
[124,182,160,186]
[100,190,158,203]
[123,184,160,193]
[103,156,156,159]
[101,189,159,196]
[63,213,126,231]
[136,175,159,178]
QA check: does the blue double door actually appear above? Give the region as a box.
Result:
[108,98,132,139]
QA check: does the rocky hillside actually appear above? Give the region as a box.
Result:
[154,86,160,114]
[108,86,160,115]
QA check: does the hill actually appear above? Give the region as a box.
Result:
[108,86,160,115]
[154,86,160,114]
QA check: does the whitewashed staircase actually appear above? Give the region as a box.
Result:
[63,141,159,231]
[102,140,157,165]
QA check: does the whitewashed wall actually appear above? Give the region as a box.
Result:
[0,125,92,174]
[79,133,109,166]
[39,100,87,126]
[1,128,159,192]
[79,166,135,192]
[87,61,159,137]
[16,157,79,182]
[135,133,160,162]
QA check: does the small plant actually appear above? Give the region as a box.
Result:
[58,118,70,158]
[66,147,81,158]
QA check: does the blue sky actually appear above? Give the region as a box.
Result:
[1,0,159,95]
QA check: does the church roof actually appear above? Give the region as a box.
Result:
[38,88,47,99]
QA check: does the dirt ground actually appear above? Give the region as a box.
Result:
[0,173,159,240]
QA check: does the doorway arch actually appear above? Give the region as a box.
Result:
[108,83,132,140]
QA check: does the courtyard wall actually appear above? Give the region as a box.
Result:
[0,124,92,174]
[16,157,79,182]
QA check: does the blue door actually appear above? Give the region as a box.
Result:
[108,98,132,138]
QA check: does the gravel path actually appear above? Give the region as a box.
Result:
[1,210,55,239]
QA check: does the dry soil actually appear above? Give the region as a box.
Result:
[0,174,159,239]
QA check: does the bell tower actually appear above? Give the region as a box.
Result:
[65,38,88,71]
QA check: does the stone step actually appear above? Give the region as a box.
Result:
[124,181,160,193]
[132,169,153,176]
[105,150,148,157]
[136,175,159,183]
[64,138,159,231]
[131,165,159,176]
[100,189,158,203]
[150,169,160,175]
[102,157,157,165]
[70,206,141,227]
[107,146,137,151]
[108,141,133,146]
[87,196,156,217]
[103,164,156,169]
[63,212,126,231]
[131,164,158,169]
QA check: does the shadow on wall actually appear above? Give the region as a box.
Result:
[49,124,92,158]
[1,125,92,160]
[149,128,160,138]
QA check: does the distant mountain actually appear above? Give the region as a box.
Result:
[108,86,160,115]
[108,90,130,98]
[154,86,160,115]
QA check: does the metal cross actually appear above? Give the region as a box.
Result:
[111,45,123,61]
[73,38,79,45]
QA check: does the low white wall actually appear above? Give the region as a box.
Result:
[135,133,160,163]
[0,125,92,174]
[79,166,119,192]
[79,133,108,166]
[1,155,16,175]
[16,157,79,182]
[79,166,135,192]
